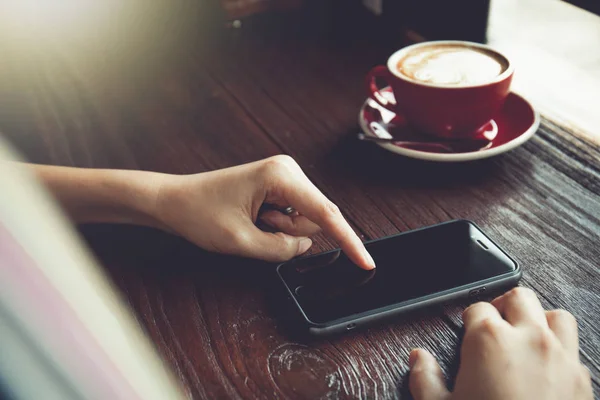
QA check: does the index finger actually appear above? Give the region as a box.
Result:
[274,164,375,270]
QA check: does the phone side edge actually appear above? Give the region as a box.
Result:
[308,269,522,336]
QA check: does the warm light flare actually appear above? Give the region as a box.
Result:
[1,0,107,36]
[1,0,201,107]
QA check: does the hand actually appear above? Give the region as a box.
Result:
[156,155,375,269]
[409,287,593,400]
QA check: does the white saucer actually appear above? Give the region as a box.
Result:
[358,90,540,162]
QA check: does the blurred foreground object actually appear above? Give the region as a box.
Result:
[0,138,185,400]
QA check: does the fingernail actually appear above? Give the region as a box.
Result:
[364,249,376,269]
[409,349,420,369]
[298,238,312,254]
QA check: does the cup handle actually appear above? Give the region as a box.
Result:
[365,66,397,112]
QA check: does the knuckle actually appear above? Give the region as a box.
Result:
[321,201,341,220]
[464,301,484,313]
[467,318,506,346]
[228,229,251,249]
[263,154,296,172]
[548,309,577,327]
[463,303,508,343]
[507,286,536,300]
[260,155,298,185]
[477,317,504,337]
[272,154,296,164]
[462,301,488,320]
[530,326,557,354]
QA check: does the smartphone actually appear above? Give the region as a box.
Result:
[276,220,520,336]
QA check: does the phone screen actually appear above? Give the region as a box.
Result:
[278,220,517,324]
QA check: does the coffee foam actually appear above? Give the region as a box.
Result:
[396,45,507,86]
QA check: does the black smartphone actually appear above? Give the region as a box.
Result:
[275,220,520,336]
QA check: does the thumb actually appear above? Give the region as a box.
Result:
[408,349,451,400]
[238,227,313,262]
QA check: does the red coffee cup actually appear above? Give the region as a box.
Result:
[366,41,514,139]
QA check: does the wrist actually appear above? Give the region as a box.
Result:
[152,172,185,232]
[35,165,172,228]
[117,169,172,230]
[152,171,209,236]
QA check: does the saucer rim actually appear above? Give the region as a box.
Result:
[358,92,540,162]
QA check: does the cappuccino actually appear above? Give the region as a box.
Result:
[396,44,508,86]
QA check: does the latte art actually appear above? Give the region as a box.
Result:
[396,45,508,86]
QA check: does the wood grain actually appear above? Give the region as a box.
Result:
[1,3,599,398]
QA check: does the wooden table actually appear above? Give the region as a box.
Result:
[1,2,599,398]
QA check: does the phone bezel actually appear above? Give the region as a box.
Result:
[275,219,521,336]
